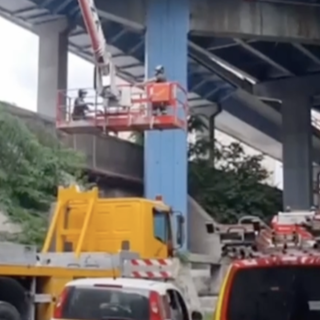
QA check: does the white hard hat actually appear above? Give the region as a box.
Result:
[155,65,164,72]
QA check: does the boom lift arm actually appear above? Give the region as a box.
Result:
[77,0,119,106]
[56,0,188,133]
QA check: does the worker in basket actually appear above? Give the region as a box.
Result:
[72,89,92,120]
[136,65,167,115]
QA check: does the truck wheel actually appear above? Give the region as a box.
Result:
[0,301,20,320]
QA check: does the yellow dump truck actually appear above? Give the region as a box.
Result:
[44,185,184,258]
[0,185,185,320]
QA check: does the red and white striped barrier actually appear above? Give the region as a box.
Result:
[124,258,174,279]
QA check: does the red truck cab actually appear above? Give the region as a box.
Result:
[214,256,320,320]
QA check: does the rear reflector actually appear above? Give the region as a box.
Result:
[149,291,163,320]
[53,286,71,319]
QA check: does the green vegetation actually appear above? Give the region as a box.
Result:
[204,313,213,320]
[0,102,85,246]
[188,115,282,223]
[131,115,282,222]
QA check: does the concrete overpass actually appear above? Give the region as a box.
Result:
[0,0,316,162]
[0,0,319,211]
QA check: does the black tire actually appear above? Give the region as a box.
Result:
[0,301,20,320]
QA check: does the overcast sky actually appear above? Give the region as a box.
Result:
[0,17,93,110]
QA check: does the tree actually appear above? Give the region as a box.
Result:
[0,102,86,246]
[130,114,282,222]
[188,115,282,223]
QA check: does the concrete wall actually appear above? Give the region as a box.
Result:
[188,196,217,255]
[2,102,143,184]
[62,134,143,183]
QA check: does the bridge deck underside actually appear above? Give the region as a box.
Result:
[1,0,320,161]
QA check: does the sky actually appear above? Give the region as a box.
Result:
[0,17,94,110]
[0,17,283,188]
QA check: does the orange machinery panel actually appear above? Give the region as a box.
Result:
[146,82,175,105]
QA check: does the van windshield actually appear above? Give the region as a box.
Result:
[62,286,150,320]
[226,266,320,320]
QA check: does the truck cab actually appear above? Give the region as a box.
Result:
[214,212,320,320]
[214,257,320,320]
[43,186,185,259]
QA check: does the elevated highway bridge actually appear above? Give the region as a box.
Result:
[0,0,319,241]
[2,0,320,162]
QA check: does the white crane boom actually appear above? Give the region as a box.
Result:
[77,0,118,104]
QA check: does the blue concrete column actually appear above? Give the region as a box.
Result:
[36,19,69,119]
[144,0,189,247]
[282,98,312,210]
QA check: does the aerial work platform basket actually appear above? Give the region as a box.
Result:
[56,82,188,134]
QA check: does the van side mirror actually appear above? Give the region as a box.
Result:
[176,213,185,248]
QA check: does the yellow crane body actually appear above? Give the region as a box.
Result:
[43,185,174,258]
[0,186,183,320]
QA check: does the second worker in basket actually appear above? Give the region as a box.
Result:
[136,65,167,115]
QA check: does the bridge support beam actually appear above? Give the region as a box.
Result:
[98,0,320,43]
[191,0,320,42]
[144,0,189,248]
[36,19,69,119]
[255,78,313,210]
[282,98,313,210]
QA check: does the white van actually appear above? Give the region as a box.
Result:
[52,277,202,320]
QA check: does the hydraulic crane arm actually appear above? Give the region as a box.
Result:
[77,0,118,103]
